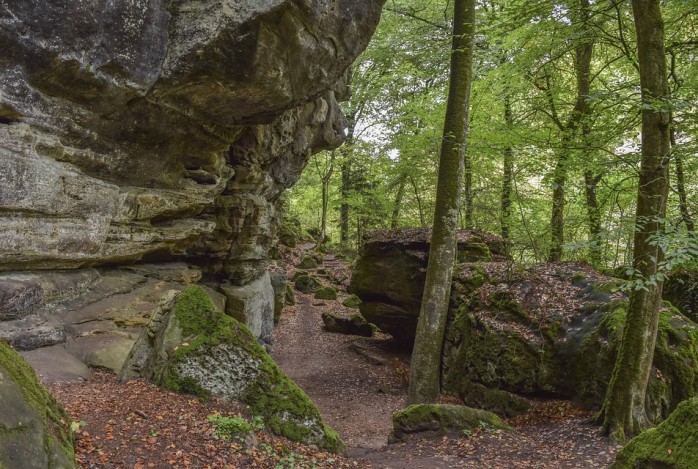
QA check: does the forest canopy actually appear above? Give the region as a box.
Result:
[286,0,698,271]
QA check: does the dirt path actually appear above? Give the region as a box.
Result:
[271,291,407,450]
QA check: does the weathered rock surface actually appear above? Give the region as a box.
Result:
[350,230,698,421]
[0,342,76,468]
[612,397,698,469]
[0,0,384,274]
[220,271,275,343]
[119,286,345,452]
[349,228,508,344]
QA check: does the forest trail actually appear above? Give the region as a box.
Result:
[271,287,407,451]
[272,249,621,468]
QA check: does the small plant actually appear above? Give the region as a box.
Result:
[462,428,473,438]
[207,413,264,440]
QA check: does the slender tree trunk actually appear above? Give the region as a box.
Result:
[408,0,475,405]
[410,176,427,227]
[584,168,604,266]
[463,149,473,229]
[319,151,335,245]
[391,174,407,229]
[673,129,694,232]
[598,0,671,442]
[501,94,514,244]
[548,0,593,262]
[340,117,355,245]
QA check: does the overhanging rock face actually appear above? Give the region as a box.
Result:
[0,0,384,274]
[0,1,385,357]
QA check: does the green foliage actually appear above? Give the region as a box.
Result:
[207,413,264,440]
[284,0,697,270]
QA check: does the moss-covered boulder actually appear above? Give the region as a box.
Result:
[314,286,337,300]
[297,255,321,270]
[295,275,321,294]
[662,269,698,323]
[321,312,376,337]
[460,381,530,418]
[611,397,698,469]
[118,286,344,453]
[342,294,362,309]
[442,262,698,422]
[392,404,509,440]
[0,342,76,469]
[349,228,507,345]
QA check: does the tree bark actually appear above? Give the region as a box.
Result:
[391,174,407,229]
[598,0,671,442]
[548,0,593,262]
[584,168,604,266]
[408,0,475,405]
[673,129,694,232]
[501,94,514,244]
[319,151,335,245]
[340,116,355,246]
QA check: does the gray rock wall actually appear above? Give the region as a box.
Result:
[0,1,385,354]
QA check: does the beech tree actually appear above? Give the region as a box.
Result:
[597,0,672,441]
[407,0,476,404]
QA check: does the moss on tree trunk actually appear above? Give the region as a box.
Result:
[407,0,476,405]
[597,0,672,442]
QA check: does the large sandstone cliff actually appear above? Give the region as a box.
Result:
[0,0,383,360]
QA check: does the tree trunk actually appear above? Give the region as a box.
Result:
[548,0,593,262]
[391,174,407,229]
[598,0,671,442]
[463,148,473,229]
[340,117,355,246]
[319,151,335,245]
[673,129,694,232]
[584,168,603,266]
[408,0,475,405]
[501,94,514,244]
[410,176,427,227]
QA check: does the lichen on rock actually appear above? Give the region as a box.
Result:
[119,286,344,452]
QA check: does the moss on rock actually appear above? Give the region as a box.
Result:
[611,397,698,469]
[392,404,509,439]
[314,286,337,300]
[295,275,320,294]
[0,341,76,468]
[124,286,345,452]
[460,381,530,418]
[342,294,362,309]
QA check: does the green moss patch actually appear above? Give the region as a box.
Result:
[392,404,509,439]
[342,294,362,309]
[154,286,344,452]
[0,341,76,468]
[314,286,337,300]
[612,397,698,468]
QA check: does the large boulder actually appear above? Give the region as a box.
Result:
[662,268,698,323]
[349,228,507,344]
[392,404,509,440]
[118,286,344,453]
[349,232,698,420]
[612,397,698,468]
[220,271,275,343]
[0,0,384,274]
[0,341,76,468]
[442,262,698,421]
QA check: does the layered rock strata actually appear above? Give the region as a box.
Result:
[0,0,384,360]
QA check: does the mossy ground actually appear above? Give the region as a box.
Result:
[314,286,337,300]
[0,341,75,467]
[159,286,344,452]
